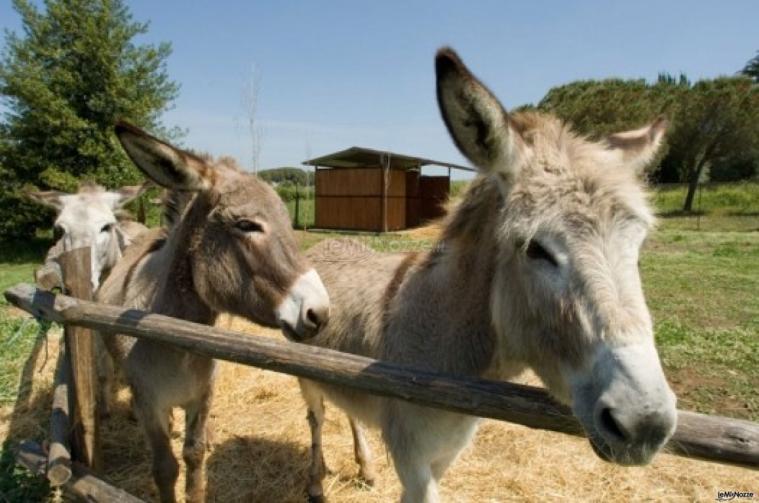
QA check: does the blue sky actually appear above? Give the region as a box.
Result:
[1,1,757,179]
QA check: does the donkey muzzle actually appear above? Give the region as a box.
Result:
[277,269,330,341]
[572,342,677,465]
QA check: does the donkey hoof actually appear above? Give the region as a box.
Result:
[308,493,326,503]
[358,471,376,487]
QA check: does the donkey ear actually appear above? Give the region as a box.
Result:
[436,47,527,179]
[115,122,211,191]
[606,117,668,173]
[26,190,67,211]
[108,181,150,209]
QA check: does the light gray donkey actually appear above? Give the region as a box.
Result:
[29,182,149,419]
[295,48,677,502]
[28,183,148,291]
[96,123,330,502]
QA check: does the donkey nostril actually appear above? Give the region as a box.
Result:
[305,306,328,331]
[306,309,318,326]
[599,408,628,443]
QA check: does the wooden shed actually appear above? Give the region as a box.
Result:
[303,147,473,232]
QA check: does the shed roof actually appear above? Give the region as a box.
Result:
[302,146,474,172]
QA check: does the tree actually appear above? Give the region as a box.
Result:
[667,77,759,211]
[743,51,759,83]
[538,74,759,205]
[538,78,678,138]
[538,77,685,181]
[258,167,314,186]
[0,0,179,238]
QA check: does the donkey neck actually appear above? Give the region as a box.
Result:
[151,198,217,326]
[387,177,503,376]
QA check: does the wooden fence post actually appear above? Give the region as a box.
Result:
[47,345,73,486]
[56,247,99,469]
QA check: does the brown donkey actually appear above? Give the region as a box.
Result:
[97,123,330,502]
[296,48,677,502]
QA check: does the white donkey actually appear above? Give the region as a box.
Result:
[296,48,678,502]
[28,182,148,290]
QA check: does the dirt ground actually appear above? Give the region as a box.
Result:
[1,317,754,503]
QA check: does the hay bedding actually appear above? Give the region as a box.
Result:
[1,318,753,502]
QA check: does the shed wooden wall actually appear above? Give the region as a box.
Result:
[315,168,406,231]
[419,176,449,222]
[314,168,450,232]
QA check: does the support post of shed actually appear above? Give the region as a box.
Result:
[380,163,387,233]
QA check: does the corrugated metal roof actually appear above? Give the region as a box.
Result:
[302,146,475,172]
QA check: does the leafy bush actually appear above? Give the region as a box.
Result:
[258,167,314,186]
[275,184,314,203]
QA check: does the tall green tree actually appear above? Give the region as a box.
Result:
[538,74,759,207]
[743,51,759,83]
[538,77,685,181]
[538,78,681,138]
[667,76,759,211]
[0,0,179,238]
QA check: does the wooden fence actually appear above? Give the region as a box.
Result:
[13,248,109,499]
[5,283,759,473]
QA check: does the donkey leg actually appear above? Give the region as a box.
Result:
[139,405,179,503]
[349,418,376,486]
[392,451,438,503]
[300,380,328,503]
[183,390,212,503]
[96,344,115,418]
[385,422,438,502]
[430,418,478,482]
[95,333,120,419]
[385,402,476,503]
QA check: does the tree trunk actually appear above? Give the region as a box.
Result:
[682,153,712,212]
[683,168,700,212]
[682,128,727,213]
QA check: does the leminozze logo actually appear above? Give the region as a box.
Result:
[716,491,755,502]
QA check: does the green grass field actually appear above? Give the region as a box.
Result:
[0,184,757,498]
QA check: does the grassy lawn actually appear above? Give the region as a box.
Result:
[0,238,54,500]
[643,229,758,419]
[652,182,759,216]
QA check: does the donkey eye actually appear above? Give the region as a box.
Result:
[101,223,114,233]
[235,219,264,233]
[526,240,558,267]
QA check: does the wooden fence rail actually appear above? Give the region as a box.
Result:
[16,441,143,502]
[5,282,759,470]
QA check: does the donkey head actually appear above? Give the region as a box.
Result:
[114,123,329,339]
[29,183,145,289]
[436,48,676,465]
